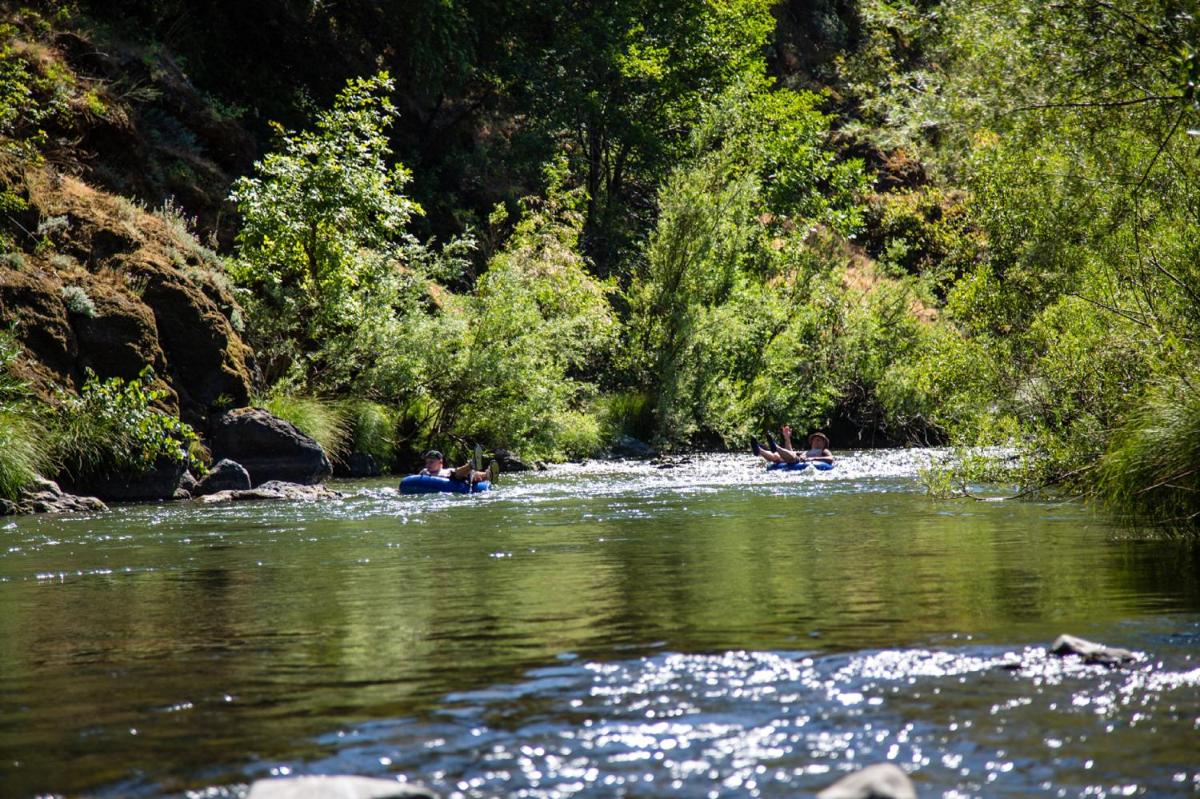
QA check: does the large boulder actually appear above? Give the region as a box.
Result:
[246,775,437,799]
[60,458,185,502]
[194,458,251,495]
[196,480,342,505]
[494,448,533,472]
[209,409,332,486]
[611,434,656,459]
[10,477,108,514]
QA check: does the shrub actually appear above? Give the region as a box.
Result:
[60,284,96,317]
[54,368,202,481]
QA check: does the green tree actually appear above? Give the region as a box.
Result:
[502,0,777,272]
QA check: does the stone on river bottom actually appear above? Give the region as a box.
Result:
[1050,633,1137,666]
[245,776,437,799]
[817,763,918,799]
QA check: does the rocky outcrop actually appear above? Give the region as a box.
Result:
[0,162,254,428]
[0,477,108,515]
[195,480,342,505]
[1050,634,1137,667]
[60,458,186,503]
[246,775,437,799]
[817,764,918,799]
[209,408,333,486]
[194,458,252,495]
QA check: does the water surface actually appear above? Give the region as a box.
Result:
[1,452,1197,796]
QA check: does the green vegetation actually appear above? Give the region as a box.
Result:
[54,369,204,483]
[0,330,50,501]
[0,1,1198,530]
[256,393,351,461]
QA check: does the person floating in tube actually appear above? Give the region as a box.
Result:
[419,449,498,484]
[750,427,834,465]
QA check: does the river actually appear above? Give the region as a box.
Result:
[1,451,1198,797]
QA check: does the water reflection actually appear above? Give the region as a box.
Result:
[0,453,1197,796]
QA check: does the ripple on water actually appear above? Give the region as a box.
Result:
[276,638,1200,799]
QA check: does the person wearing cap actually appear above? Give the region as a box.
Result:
[750,426,834,465]
[419,449,497,483]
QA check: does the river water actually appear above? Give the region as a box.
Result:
[1,452,1198,797]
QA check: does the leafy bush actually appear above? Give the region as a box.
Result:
[54,368,202,481]
[622,80,870,448]
[441,178,615,459]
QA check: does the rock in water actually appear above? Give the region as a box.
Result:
[60,458,185,502]
[611,434,656,459]
[334,452,380,478]
[180,471,199,493]
[817,764,918,799]
[209,408,332,486]
[1050,634,1137,666]
[494,449,533,472]
[13,477,107,514]
[195,459,252,494]
[246,775,438,799]
[196,481,342,505]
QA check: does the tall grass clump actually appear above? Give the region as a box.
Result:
[1096,373,1200,531]
[0,331,52,500]
[257,393,350,459]
[346,400,398,468]
[596,391,655,443]
[0,410,48,500]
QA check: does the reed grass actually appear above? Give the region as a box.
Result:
[257,393,351,459]
[1096,372,1200,531]
[346,400,398,468]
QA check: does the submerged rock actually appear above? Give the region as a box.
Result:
[1050,634,1137,666]
[195,458,251,495]
[817,764,917,799]
[245,775,437,799]
[209,408,332,486]
[6,477,107,515]
[195,480,342,505]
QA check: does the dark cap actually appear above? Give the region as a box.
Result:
[423,449,444,461]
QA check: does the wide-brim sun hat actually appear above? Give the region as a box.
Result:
[423,449,444,460]
[808,432,829,448]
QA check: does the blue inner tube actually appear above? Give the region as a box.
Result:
[400,475,492,494]
[766,461,835,472]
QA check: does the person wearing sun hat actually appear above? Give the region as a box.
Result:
[750,426,834,465]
